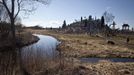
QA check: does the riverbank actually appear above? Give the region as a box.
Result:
[28,29,134,58]
[0,31,39,51]
[0,31,40,75]
[33,59,134,75]
[24,29,134,75]
[16,32,39,48]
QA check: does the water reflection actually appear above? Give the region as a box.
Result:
[80,57,134,63]
[20,34,60,72]
[21,34,59,59]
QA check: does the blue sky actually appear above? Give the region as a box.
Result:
[22,0,134,29]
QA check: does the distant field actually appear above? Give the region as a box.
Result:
[28,29,134,58]
[26,29,134,75]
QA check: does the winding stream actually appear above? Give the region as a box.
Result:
[80,57,134,63]
[0,34,133,74]
[21,34,60,63]
[21,34,134,63]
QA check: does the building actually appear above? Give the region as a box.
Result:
[122,24,129,30]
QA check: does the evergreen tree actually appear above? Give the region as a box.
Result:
[81,17,83,22]
[88,15,92,21]
[84,19,88,27]
[62,20,67,28]
[101,16,105,28]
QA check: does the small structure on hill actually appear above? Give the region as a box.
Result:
[122,24,129,30]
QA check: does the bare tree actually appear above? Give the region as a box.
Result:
[0,0,50,44]
[0,1,51,75]
[103,11,115,26]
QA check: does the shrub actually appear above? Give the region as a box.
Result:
[0,22,11,39]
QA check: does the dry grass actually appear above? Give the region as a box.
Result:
[27,29,134,58]
[22,54,134,75]
[0,50,23,75]
[82,62,134,75]
[23,29,134,75]
[0,30,39,75]
[0,31,39,49]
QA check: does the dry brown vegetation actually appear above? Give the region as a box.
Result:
[21,48,134,75]
[22,29,134,75]
[0,31,39,50]
[0,30,40,75]
[28,29,134,58]
[16,32,39,47]
[0,50,23,75]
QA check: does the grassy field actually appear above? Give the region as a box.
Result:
[28,29,134,58]
[24,29,134,75]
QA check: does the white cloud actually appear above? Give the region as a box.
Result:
[48,20,62,27]
[23,20,43,26]
[22,19,63,28]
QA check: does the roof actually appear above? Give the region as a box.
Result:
[122,24,129,27]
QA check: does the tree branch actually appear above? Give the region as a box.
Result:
[0,2,2,4]
[2,0,11,17]
[12,0,15,17]
[14,0,22,19]
[0,0,2,4]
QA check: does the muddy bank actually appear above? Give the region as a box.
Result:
[16,34,39,48]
